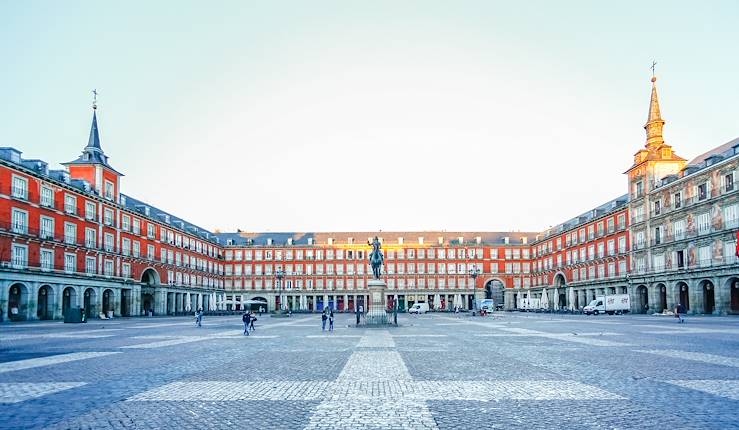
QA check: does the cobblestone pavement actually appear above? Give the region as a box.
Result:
[0,312,738,429]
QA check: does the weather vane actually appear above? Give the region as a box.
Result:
[92,89,98,110]
[650,61,657,77]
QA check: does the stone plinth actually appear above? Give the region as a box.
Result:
[365,279,389,326]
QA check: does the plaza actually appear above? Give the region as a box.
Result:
[0,312,738,429]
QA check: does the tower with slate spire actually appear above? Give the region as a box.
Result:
[624,72,688,288]
[63,91,124,202]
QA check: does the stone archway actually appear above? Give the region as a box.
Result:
[676,282,690,311]
[62,286,77,318]
[728,277,739,313]
[700,280,715,314]
[141,268,160,286]
[484,278,505,308]
[102,289,115,317]
[83,288,97,319]
[37,285,55,320]
[654,283,667,312]
[8,283,29,321]
[637,285,649,313]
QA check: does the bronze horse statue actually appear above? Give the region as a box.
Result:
[369,236,384,280]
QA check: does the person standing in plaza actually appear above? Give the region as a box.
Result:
[321,309,328,331]
[249,311,257,331]
[196,308,203,327]
[242,312,251,335]
[329,310,334,331]
[676,303,686,323]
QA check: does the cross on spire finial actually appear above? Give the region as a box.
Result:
[92,89,98,110]
[651,61,657,78]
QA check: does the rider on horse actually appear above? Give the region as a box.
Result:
[369,236,384,279]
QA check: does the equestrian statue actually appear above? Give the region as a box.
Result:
[368,236,384,280]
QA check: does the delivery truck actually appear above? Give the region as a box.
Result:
[583,294,630,315]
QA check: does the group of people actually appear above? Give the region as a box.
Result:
[321,309,334,331]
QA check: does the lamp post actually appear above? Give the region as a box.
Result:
[275,267,286,314]
[468,266,481,316]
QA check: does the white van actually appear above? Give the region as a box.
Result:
[408,302,429,314]
[583,294,630,315]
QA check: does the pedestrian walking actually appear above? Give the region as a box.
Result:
[321,310,328,331]
[329,310,334,331]
[196,308,203,327]
[242,312,251,335]
[677,303,686,323]
[249,311,257,331]
[259,306,263,316]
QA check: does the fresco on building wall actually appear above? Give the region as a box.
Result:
[665,251,673,269]
[713,238,724,263]
[687,213,696,236]
[685,180,694,200]
[711,203,723,230]
[662,190,671,208]
[711,170,721,198]
[687,242,697,267]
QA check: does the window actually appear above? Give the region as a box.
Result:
[64,194,77,214]
[104,260,114,276]
[11,175,28,200]
[104,208,114,226]
[147,224,156,238]
[674,192,682,209]
[697,183,707,201]
[64,253,76,273]
[725,173,735,192]
[133,218,141,235]
[653,200,661,215]
[724,204,739,228]
[104,233,114,252]
[597,222,604,237]
[617,214,626,229]
[698,246,710,267]
[64,222,77,244]
[40,216,54,239]
[618,236,626,253]
[696,212,710,234]
[147,244,155,260]
[607,218,614,233]
[121,215,130,232]
[122,238,131,256]
[11,208,27,234]
[618,260,627,275]
[40,249,53,271]
[634,181,644,198]
[133,241,140,258]
[86,201,96,220]
[607,240,615,256]
[40,186,54,207]
[11,244,27,268]
[85,228,96,248]
[104,180,114,200]
[86,256,96,275]
[122,263,131,278]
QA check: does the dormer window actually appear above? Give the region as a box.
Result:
[104,180,114,200]
[662,148,671,158]
[84,153,90,161]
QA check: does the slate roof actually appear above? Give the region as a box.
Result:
[214,231,538,247]
[686,137,739,166]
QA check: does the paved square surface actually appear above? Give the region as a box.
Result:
[0,312,738,429]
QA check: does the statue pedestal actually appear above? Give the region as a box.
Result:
[365,279,389,326]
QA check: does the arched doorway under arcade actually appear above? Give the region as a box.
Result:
[484,278,505,308]
[636,285,649,313]
[728,277,739,314]
[37,285,54,320]
[8,283,29,321]
[62,286,77,318]
[700,280,715,314]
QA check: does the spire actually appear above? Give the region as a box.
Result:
[86,110,103,151]
[644,75,665,148]
[86,89,102,152]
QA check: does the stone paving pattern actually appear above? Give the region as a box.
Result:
[0,312,737,429]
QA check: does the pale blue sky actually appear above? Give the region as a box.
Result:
[1,1,738,233]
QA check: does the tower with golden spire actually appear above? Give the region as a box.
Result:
[625,72,686,192]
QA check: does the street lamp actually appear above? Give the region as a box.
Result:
[275,267,286,313]
[468,266,481,316]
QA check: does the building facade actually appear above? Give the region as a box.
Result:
[1,76,737,321]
